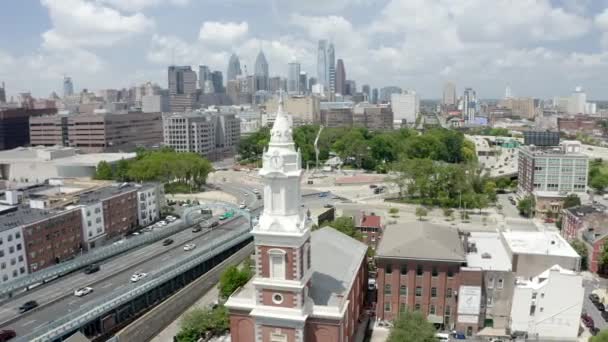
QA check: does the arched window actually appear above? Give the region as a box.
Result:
[304,242,311,272]
[268,249,286,279]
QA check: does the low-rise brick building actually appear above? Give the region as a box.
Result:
[356,213,383,248]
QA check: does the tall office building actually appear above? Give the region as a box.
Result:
[198,65,213,93]
[391,90,419,124]
[463,87,477,122]
[227,53,242,82]
[442,82,457,106]
[345,80,356,96]
[254,50,269,91]
[372,88,379,104]
[327,43,336,93]
[362,85,370,101]
[287,62,301,94]
[63,77,74,98]
[569,86,586,115]
[317,40,328,90]
[299,72,307,95]
[168,66,197,112]
[308,77,317,93]
[211,71,224,93]
[335,59,346,95]
[0,82,5,103]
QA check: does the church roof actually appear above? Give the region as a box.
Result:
[309,227,367,307]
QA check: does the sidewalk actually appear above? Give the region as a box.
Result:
[150,287,220,342]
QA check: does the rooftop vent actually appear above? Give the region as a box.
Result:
[481,252,492,259]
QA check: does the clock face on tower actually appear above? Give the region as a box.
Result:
[270,153,283,170]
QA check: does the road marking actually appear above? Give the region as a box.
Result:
[33,323,47,331]
[67,299,79,306]
[101,282,114,289]
[22,319,37,327]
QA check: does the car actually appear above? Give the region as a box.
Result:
[162,238,174,246]
[590,293,601,303]
[209,221,219,228]
[192,227,202,233]
[166,215,176,221]
[130,272,148,282]
[158,220,167,226]
[582,313,594,328]
[74,287,93,297]
[184,243,196,251]
[253,189,259,194]
[239,203,246,209]
[0,329,16,342]
[132,232,140,236]
[18,300,38,313]
[318,192,328,198]
[83,264,100,274]
[434,333,450,341]
[113,239,125,245]
[595,301,606,311]
[369,184,378,189]
[256,194,262,199]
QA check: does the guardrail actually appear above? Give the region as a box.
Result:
[17,224,252,342]
[0,201,248,298]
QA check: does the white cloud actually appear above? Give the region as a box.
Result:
[596,8,608,31]
[198,21,249,45]
[96,0,190,12]
[41,0,154,50]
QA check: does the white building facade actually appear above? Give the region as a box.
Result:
[79,202,105,249]
[391,91,419,125]
[509,265,583,341]
[136,184,163,227]
[0,225,27,284]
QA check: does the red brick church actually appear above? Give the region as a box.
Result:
[225,100,368,342]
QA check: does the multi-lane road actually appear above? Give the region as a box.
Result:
[0,180,262,338]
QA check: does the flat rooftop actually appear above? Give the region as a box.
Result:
[502,231,579,258]
[0,205,67,232]
[0,146,135,166]
[77,183,139,204]
[466,232,512,272]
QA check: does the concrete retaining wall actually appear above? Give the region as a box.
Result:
[115,243,254,342]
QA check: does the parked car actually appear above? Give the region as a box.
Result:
[369,184,378,189]
[601,310,608,322]
[595,301,605,311]
[192,227,202,233]
[18,300,38,313]
[183,243,196,251]
[589,293,600,303]
[582,313,594,328]
[434,333,450,341]
[0,329,16,342]
[83,264,100,274]
[74,287,94,297]
[130,272,147,283]
[162,238,174,246]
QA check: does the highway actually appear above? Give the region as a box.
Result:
[0,180,261,337]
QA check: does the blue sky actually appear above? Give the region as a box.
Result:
[1,0,608,99]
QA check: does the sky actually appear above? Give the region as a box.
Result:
[1,0,608,100]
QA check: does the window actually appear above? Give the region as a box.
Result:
[2,275,6,281]
[0,237,2,245]
[399,302,406,313]
[530,304,536,316]
[0,263,5,269]
[88,221,92,227]
[87,211,91,217]
[0,250,3,257]
[429,304,436,315]
[385,284,392,295]
[269,249,286,280]
[384,302,391,312]
[270,332,287,342]
[272,293,284,304]
[447,269,454,278]
[386,264,392,274]
[11,258,16,266]
[541,293,544,298]
[431,287,437,298]
[415,286,422,297]
[7,234,12,242]
[15,232,20,239]
[497,278,504,289]
[400,285,407,296]
[18,255,23,262]
[487,296,493,307]
[400,265,408,275]
[432,267,438,277]
[9,246,14,254]
[415,303,421,311]
[416,264,423,276]
[446,288,452,298]
[19,267,25,274]
[16,244,21,251]
[488,276,495,288]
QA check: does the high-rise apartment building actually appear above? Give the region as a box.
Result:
[317,40,328,90]
[198,65,213,93]
[227,54,242,82]
[463,88,477,122]
[500,97,536,119]
[442,82,457,106]
[162,111,240,160]
[168,66,197,112]
[0,82,6,103]
[299,72,307,95]
[211,71,224,93]
[391,91,419,125]
[0,108,57,150]
[569,87,586,115]
[287,62,301,94]
[327,43,336,93]
[345,80,356,96]
[319,102,354,128]
[254,51,269,92]
[63,77,74,98]
[308,77,317,93]
[335,59,346,95]
[362,84,371,101]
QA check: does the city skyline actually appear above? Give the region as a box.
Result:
[2,1,608,99]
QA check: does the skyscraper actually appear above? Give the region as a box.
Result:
[463,87,477,122]
[505,85,513,99]
[168,66,197,112]
[287,62,301,94]
[317,40,328,90]
[335,59,346,95]
[362,85,370,101]
[199,65,213,93]
[63,77,74,98]
[0,82,5,103]
[327,43,336,93]
[442,82,456,106]
[372,88,379,104]
[254,50,269,91]
[211,71,224,93]
[308,77,317,93]
[299,72,307,95]
[227,53,242,82]
[345,80,356,96]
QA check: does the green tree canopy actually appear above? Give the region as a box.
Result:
[322,216,363,240]
[570,239,588,271]
[415,207,428,220]
[388,311,437,342]
[517,195,535,218]
[591,329,608,342]
[562,194,581,209]
[176,306,229,342]
[218,263,252,299]
[93,160,113,180]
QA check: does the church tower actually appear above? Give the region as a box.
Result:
[249,95,313,342]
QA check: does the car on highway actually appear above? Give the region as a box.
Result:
[253,189,259,194]
[74,287,94,297]
[18,300,38,313]
[130,272,148,282]
[0,329,16,342]
[318,192,328,197]
[184,243,196,251]
[239,203,246,209]
[166,215,176,222]
[83,264,100,274]
[158,220,167,226]
[162,238,174,246]
[192,226,202,233]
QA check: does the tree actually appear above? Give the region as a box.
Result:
[484,181,497,203]
[218,264,252,299]
[562,194,581,209]
[495,177,511,193]
[389,207,399,215]
[591,173,608,193]
[415,207,428,221]
[517,195,535,218]
[570,239,589,271]
[600,242,608,271]
[388,311,437,342]
[323,217,362,240]
[94,161,113,180]
[176,306,229,342]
